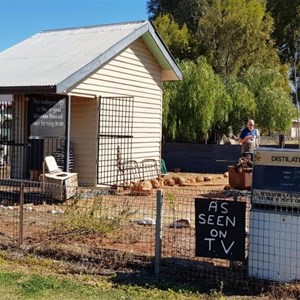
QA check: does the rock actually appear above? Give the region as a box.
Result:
[157,177,164,187]
[123,181,131,190]
[164,178,175,186]
[173,176,186,185]
[178,177,186,186]
[204,176,212,181]
[135,217,156,226]
[169,218,191,228]
[195,176,204,183]
[172,176,181,185]
[186,177,195,183]
[130,181,152,195]
[142,180,153,190]
[24,207,34,211]
[150,179,160,189]
[131,182,141,192]
[131,180,152,192]
[47,209,64,214]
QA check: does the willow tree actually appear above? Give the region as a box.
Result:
[241,64,296,134]
[156,0,295,142]
[163,57,231,142]
[224,78,256,135]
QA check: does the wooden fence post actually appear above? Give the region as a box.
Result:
[19,181,24,248]
[155,189,163,275]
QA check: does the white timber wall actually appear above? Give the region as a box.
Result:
[70,38,163,184]
[70,96,98,186]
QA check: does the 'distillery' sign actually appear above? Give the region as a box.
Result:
[195,198,245,261]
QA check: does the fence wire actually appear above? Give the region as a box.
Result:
[0,179,299,296]
[161,187,251,284]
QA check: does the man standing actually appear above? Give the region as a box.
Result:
[238,119,259,155]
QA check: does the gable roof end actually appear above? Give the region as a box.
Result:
[57,21,182,93]
[0,20,182,94]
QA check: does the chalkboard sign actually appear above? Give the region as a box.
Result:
[28,95,66,138]
[195,198,245,261]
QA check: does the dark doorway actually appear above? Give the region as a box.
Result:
[27,94,69,180]
[0,94,70,180]
[0,98,17,178]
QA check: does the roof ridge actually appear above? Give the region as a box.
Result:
[40,20,148,34]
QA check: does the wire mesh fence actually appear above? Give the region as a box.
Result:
[0,180,157,268]
[248,203,300,283]
[0,179,299,295]
[160,187,251,284]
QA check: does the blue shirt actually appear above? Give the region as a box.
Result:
[239,127,258,140]
[239,127,258,153]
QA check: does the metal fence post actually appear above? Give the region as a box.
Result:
[155,189,163,275]
[19,181,24,248]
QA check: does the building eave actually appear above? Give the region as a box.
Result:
[0,85,57,95]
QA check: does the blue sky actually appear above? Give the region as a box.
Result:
[0,0,149,51]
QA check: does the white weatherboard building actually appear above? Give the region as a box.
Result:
[0,21,182,186]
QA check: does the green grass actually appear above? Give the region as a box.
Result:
[0,251,207,300]
[0,250,272,300]
[0,270,206,300]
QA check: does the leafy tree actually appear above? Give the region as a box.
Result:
[152,14,190,60]
[148,0,210,60]
[147,0,209,33]
[241,64,296,134]
[266,0,300,63]
[154,0,296,142]
[163,57,231,142]
[197,0,279,76]
[224,77,256,135]
[266,0,300,112]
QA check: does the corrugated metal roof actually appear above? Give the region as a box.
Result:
[0,20,182,94]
